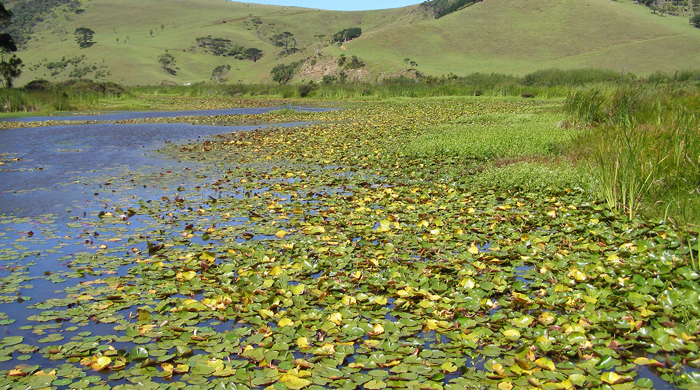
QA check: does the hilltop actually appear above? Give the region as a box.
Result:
[5,0,700,85]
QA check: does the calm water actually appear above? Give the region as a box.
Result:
[0,112,311,217]
[0,106,332,122]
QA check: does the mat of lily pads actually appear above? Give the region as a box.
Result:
[0,98,699,390]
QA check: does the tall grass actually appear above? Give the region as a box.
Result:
[3,68,697,112]
[567,86,700,269]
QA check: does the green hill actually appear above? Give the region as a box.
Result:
[6,0,700,86]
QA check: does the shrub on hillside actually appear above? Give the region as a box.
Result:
[332,27,362,43]
[690,14,700,28]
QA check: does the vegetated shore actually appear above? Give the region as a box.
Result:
[0,69,698,389]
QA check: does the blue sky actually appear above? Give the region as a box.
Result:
[233,1,421,11]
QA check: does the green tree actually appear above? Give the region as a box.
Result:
[691,13,700,27]
[0,54,21,88]
[332,27,362,43]
[0,33,17,56]
[0,3,11,25]
[345,55,365,69]
[271,32,296,54]
[0,4,22,88]
[211,64,230,83]
[158,52,176,75]
[245,48,263,62]
[74,27,95,48]
[270,63,296,84]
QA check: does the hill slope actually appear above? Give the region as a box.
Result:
[9,0,700,85]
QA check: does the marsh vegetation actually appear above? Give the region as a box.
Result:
[0,70,698,389]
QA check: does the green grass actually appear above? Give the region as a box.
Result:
[406,111,570,160]
[566,85,700,267]
[8,0,700,86]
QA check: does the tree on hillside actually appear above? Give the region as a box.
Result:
[211,64,230,83]
[271,32,296,54]
[0,3,11,25]
[75,27,95,48]
[0,55,23,88]
[158,52,177,75]
[245,48,263,62]
[270,63,296,84]
[0,4,22,88]
[332,27,362,43]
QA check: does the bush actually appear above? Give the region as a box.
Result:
[23,79,51,91]
[298,83,315,97]
[271,62,299,84]
[691,14,700,28]
[333,27,362,43]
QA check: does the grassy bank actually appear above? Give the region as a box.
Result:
[3,68,700,115]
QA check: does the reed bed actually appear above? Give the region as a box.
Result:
[567,86,700,269]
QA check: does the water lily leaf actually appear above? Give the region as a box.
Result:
[296,337,309,348]
[364,380,387,389]
[177,271,197,281]
[601,372,631,385]
[538,312,556,326]
[369,323,385,336]
[279,374,311,389]
[482,345,502,357]
[92,356,112,371]
[289,284,305,295]
[510,315,534,328]
[502,329,521,341]
[312,343,335,356]
[497,382,513,390]
[633,357,660,366]
[201,251,216,262]
[270,266,283,276]
[129,347,149,360]
[278,318,294,327]
[328,312,343,325]
[213,367,237,377]
[302,226,325,235]
[1,336,23,345]
[535,357,555,371]
[440,362,458,373]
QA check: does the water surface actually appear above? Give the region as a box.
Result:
[0,106,333,122]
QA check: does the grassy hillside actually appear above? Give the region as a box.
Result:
[341,0,700,76]
[10,0,700,85]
